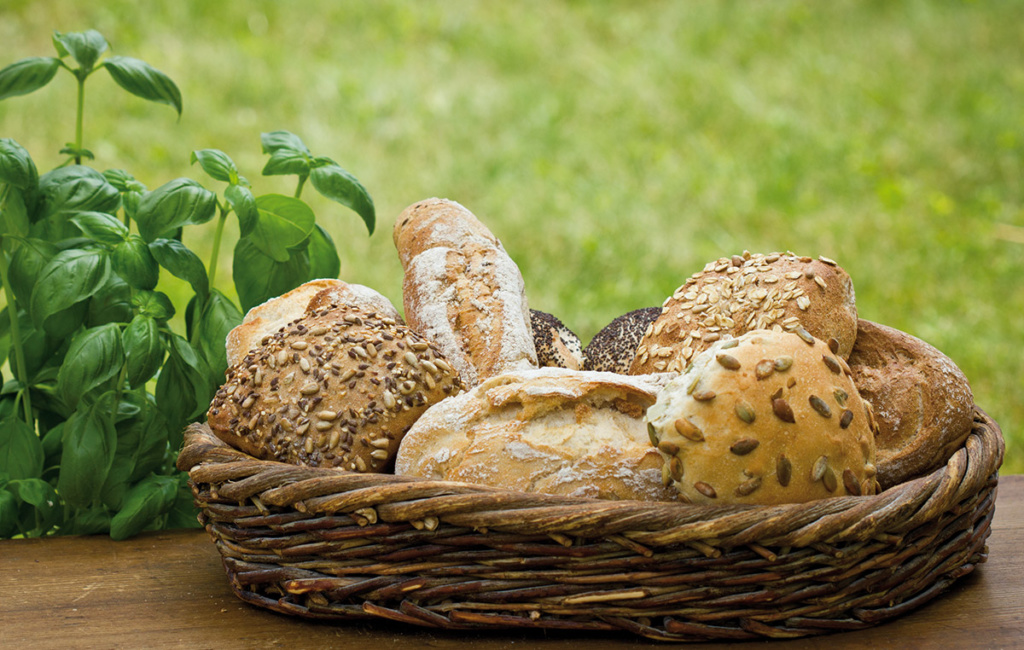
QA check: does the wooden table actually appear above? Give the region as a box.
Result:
[3,476,1022,649]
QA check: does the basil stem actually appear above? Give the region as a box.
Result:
[206,205,229,288]
[0,235,34,427]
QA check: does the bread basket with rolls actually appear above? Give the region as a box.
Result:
[177,198,1004,642]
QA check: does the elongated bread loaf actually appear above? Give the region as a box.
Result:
[394,198,537,386]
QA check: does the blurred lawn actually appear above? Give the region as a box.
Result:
[2,0,1021,472]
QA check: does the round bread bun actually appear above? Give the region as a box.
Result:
[848,319,974,490]
[646,330,878,505]
[394,368,682,502]
[226,279,402,368]
[583,307,661,374]
[208,305,463,472]
[630,252,858,375]
[530,309,584,370]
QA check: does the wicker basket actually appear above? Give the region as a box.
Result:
[177,407,1003,642]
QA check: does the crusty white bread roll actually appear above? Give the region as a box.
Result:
[394,368,681,502]
[209,304,462,472]
[646,330,878,505]
[226,279,402,368]
[848,319,974,489]
[631,252,858,375]
[394,198,537,386]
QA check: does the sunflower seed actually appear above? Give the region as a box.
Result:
[694,481,717,499]
[658,441,680,456]
[840,409,854,429]
[674,417,704,441]
[670,456,684,482]
[730,438,760,455]
[772,398,796,423]
[777,454,792,486]
[822,465,838,492]
[735,476,762,496]
[370,437,390,449]
[755,359,775,380]
[843,469,861,495]
[822,355,842,375]
[735,401,756,424]
[716,353,741,370]
[370,449,390,460]
[812,455,828,481]
[290,341,308,350]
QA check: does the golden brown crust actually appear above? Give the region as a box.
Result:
[646,330,878,505]
[394,368,682,502]
[226,279,401,368]
[395,198,537,386]
[207,305,463,472]
[629,252,858,375]
[847,319,974,489]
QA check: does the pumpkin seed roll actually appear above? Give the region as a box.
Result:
[630,251,858,375]
[207,304,463,472]
[645,329,878,505]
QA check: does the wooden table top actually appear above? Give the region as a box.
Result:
[2,475,1022,649]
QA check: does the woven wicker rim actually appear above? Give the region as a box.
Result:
[179,408,1003,550]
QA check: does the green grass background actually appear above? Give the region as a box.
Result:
[2,1,1021,472]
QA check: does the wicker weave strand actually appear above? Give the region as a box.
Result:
[178,408,1003,642]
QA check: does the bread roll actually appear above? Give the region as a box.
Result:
[226,279,402,367]
[584,307,661,373]
[208,305,462,472]
[530,309,584,370]
[394,198,537,386]
[848,319,974,489]
[395,368,681,502]
[646,330,878,505]
[630,252,858,375]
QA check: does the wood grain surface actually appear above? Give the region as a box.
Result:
[2,475,1022,649]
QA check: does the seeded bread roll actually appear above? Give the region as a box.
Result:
[394,198,538,386]
[226,279,402,367]
[848,319,974,490]
[395,368,681,502]
[630,252,858,375]
[646,330,878,505]
[207,305,463,472]
[530,309,584,370]
[584,307,661,373]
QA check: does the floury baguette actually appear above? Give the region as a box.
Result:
[394,198,538,387]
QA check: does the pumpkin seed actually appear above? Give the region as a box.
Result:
[694,481,717,499]
[822,466,838,492]
[774,355,794,371]
[692,389,717,402]
[674,417,704,442]
[822,355,842,375]
[840,409,854,429]
[755,359,775,380]
[772,398,796,423]
[735,401,756,424]
[777,454,792,486]
[716,353,741,370]
[735,476,762,496]
[730,438,760,455]
[809,395,832,418]
[811,455,828,481]
[670,456,684,482]
[647,422,660,446]
[843,469,861,495]
[658,440,680,456]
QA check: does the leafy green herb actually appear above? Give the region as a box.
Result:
[0,29,375,538]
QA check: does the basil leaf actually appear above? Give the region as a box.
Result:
[109,473,177,540]
[102,168,146,194]
[123,394,171,482]
[0,416,44,480]
[246,194,316,262]
[260,130,311,155]
[57,393,118,508]
[70,210,129,245]
[66,507,112,535]
[310,163,376,235]
[148,237,209,301]
[308,224,341,280]
[0,57,61,101]
[0,138,38,190]
[225,183,258,236]
[261,149,310,177]
[1,186,31,239]
[37,165,121,215]
[8,238,58,306]
[194,289,242,379]
[156,335,211,440]
[7,477,60,533]
[52,30,108,71]
[0,489,19,538]
[29,248,110,329]
[86,273,133,326]
[162,476,201,530]
[131,289,175,322]
[102,55,182,117]
[112,234,160,290]
[190,149,238,184]
[56,323,124,407]
[135,178,216,242]
[123,315,164,389]
[232,237,311,312]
